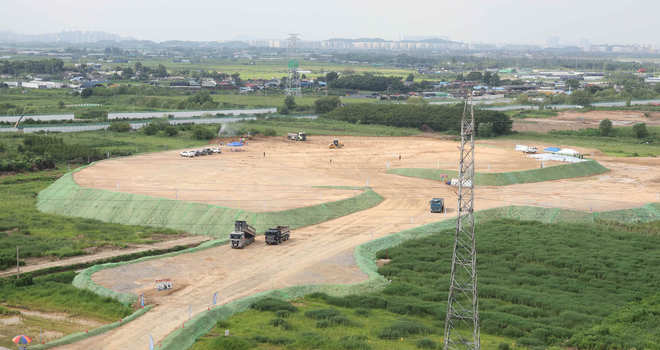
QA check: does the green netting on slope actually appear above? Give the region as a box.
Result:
[28,305,153,350]
[37,164,384,237]
[387,159,608,186]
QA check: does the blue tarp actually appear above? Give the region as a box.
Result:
[544,147,560,152]
[227,141,244,147]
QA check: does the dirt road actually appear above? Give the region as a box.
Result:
[56,136,660,349]
[0,236,210,278]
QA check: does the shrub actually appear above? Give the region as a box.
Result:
[330,315,357,326]
[599,118,613,136]
[316,320,330,328]
[142,123,158,136]
[216,319,230,329]
[204,336,251,350]
[478,122,495,138]
[108,121,131,132]
[164,125,179,137]
[251,298,298,313]
[378,318,432,339]
[268,318,292,330]
[191,125,215,140]
[304,308,341,320]
[633,122,647,138]
[340,335,371,350]
[354,308,371,317]
[269,337,294,345]
[262,128,276,137]
[417,338,438,349]
[274,310,290,318]
[498,343,510,350]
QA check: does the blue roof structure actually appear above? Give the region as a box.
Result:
[544,147,561,152]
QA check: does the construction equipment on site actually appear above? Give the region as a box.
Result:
[429,198,445,213]
[287,132,307,141]
[241,132,254,140]
[229,220,256,249]
[265,226,290,245]
[328,139,344,149]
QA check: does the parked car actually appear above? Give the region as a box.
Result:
[181,151,195,158]
[212,148,222,153]
[204,148,213,155]
[194,150,203,156]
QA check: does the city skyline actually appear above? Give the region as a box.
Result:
[0,0,658,46]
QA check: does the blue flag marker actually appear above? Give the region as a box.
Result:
[141,293,144,308]
[213,292,218,306]
[149,335,154,350]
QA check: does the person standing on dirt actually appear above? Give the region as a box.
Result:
[399,155,401,160]
[263,152,265,157]
[330,158,332,163]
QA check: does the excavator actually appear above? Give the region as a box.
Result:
[241,132,254,140]
[328,139,344,149]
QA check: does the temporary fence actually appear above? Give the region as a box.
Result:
[387,159,607,186]
[37,165,383,237]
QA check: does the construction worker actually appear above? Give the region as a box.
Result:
[399,155,401,160]
[263,152,265,157]
[330,158,332,163]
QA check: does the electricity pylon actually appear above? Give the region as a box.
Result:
[285,33,301,97]
[444,94,480,350]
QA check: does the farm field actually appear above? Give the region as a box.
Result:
[37,134,660,349]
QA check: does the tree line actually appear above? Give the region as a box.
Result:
[321,104,513,136]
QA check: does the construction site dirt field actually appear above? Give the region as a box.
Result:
[513,110,660,133]
[59,135,660,350]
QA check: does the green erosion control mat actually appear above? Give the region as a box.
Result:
[387,159,608,186]
[37,164,384,237]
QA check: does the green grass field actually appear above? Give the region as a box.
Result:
[0,170,182,268]
[499,126,660,157]
[191,298,516,350]
[193,219,660,349]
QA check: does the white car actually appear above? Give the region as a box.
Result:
[180,151,195,158]
[212,148,222,154]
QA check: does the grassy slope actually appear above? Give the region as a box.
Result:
[0,170,182,267]
[387,160,608,186]
[191,298,515,350]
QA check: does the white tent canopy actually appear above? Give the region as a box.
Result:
[557,148,580,156]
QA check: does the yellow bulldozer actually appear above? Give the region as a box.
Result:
[328,139,344,149]
[241,132,254,140]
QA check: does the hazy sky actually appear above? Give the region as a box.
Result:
[2,0,657,45]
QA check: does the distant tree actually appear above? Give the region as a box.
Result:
[478,122,495,138]
[191,125,215,140]
[326,71,339,83]
[80,88,93,98]
[57,100,65,108]
[188,91,212,105]
[456,73,465,81]
[626,99,632,107]
[490,73,501,86]
[570,90,593,106]
[513,94,529,105]
[284,96,296,111]
[134,61,143,73]
[482,71,492,84]
[599,118,613,136]
[155,63,168,77]
[633,122,647,138]
[565,79,580,90]
[465,71,483,81]
[405,73,415,82]
[262,128,277,137]
[314,96,341,114]
[301,74,307,79]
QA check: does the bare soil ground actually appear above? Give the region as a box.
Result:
[513,110,660,133]
[55,135,660,349]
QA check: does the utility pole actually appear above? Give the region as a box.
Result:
[285,33,302,97]
[444,94,480,350]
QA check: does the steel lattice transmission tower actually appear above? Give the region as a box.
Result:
[443,95,480,350]
[285,33,302,97]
